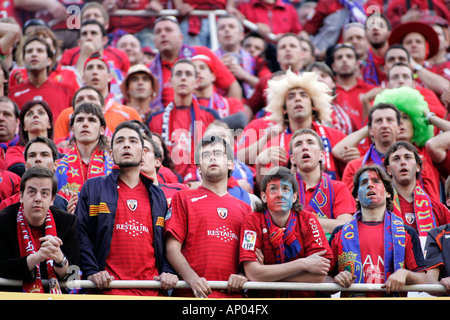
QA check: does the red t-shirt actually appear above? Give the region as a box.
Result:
[105,179,159,296]
[237,0,302,36]
[398,194,450,235]
[0,169,20,203]
[8,78,76,123]
[147,104,218,181]
[59,46,131,76]
[165,187,251,298]
[239,209,333,297]
[10,65,80,89]
[154,46,236,108]
[334,78,377,132]
[299,178,356,219]
[109,0,155,34]
[197,94,245,118]
[159,182,189,207]
[236,117,275,157]
[263,123,347,179]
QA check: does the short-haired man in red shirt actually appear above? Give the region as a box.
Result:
[384,141,450,243]
[331,43,377,133]
[9,37,76,122]
[147,59,220,182]
[289,128,355,237]
[165,135,251,298]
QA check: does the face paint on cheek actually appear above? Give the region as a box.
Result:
[357,171,386,208]
[265,178,295,213]
[279,179,294,211]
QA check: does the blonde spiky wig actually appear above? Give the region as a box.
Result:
[265,69,333,124]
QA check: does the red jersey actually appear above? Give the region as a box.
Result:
[330,220,426,297]
[157,165,181,184]
[147,101,219,181]
[426,60,450,82]
[159,182,189,207]
[149,45,236,109]
[10,65,81,89]
[105,179,159,296]
[59,45,131,76]
[334,78,377,132]
[109,0,154,34]
[8,78,76,123]
[197,93,245,118]
[264,122,347,180]
[235,116,276,165]
[397,194,450,235]
[165,186,251,298]
[239,209,333,297]
[0,169,20,203]
[341,147,440,201]
[299,178,356,219]
[237,0,302,36]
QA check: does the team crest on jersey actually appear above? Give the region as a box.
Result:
[127,199,138,211]
[405,212,415,225]
[217,207,228,219]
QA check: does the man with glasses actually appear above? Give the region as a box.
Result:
[165,134,251,298]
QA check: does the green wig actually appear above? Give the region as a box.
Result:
[373,87,433,147]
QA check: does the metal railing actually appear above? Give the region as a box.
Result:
[0,277,447,295]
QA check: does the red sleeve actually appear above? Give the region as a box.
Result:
[0,170,20,202]
[59,47,79,66]
[300,209,335,270]
[431,199,450,227]
[195,46,236,90]
[302,0,341,35]
[245,74,270,113]
[239,212,263,263]
[164,191,188,243]
[341,157,363,193]
[227,97,245,114]
[4,146,25,169]
[332,181,357,217]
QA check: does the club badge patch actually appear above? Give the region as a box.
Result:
[405,212,415,225]
[217,207,228,219]
[127,199,138,212]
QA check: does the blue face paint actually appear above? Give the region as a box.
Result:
[357,170,385,209]
[266,178,295,213]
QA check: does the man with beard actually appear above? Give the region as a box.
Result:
[75,121,178,296]
[165,135,251,298]
[363,13,392,85]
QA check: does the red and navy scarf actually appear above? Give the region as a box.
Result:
[17,204,62,294]
[149,45,198,110]
[264,210,302,263]
[56,145,114,199]
[392,184,436,237]
[297,172,335,219]
[338,210,406,297]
